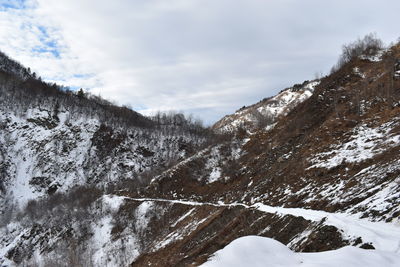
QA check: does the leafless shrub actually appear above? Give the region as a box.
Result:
[331,33,384,73]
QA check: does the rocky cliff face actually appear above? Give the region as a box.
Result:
[1,43,400,266]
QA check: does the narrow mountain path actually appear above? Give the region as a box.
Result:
[121,196,400,253]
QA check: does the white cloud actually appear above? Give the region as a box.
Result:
[0,0,399,124]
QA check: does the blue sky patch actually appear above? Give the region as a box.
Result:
[34,25,61,58]
[0,0,27,10]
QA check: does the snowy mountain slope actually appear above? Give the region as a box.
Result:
[213,80,319,133]
[0,106,204,209]
[1,42,400,267]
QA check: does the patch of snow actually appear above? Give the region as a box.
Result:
[154,216,209,250]
[204,146,225,183]
[348,175,400,221]
[264,122,277,131]
[91,215,139,267]
[308,121,400,169]
[304,80,320,91]
[135,201,154,232]
[208,168,222,183]
[360,50,384,62]
[0,228,28,266]
[353,67,366,78]
[171,208,196,228]
[92,216,114,265]
[287,229,313,248]
[102,194,125,212]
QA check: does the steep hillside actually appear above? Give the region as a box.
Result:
[0,108,204,207]
[1,40,400,267]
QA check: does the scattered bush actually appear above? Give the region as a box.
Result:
[331,33,384,73]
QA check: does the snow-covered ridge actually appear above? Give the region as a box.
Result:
[213,80,320,133]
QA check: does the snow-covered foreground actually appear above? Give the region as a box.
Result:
[200,236,399,267]
[125,197,400,253]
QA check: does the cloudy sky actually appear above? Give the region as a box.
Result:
[0,0,399,124]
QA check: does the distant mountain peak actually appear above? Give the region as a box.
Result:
[213,79,320,133]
